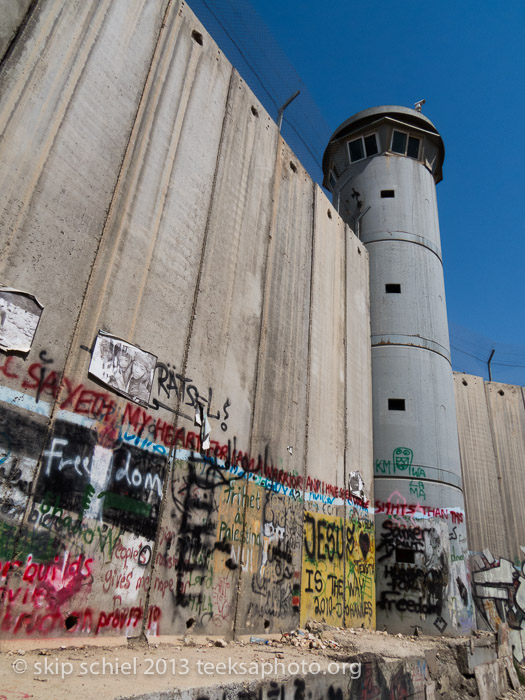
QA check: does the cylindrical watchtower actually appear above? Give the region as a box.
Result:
[323,106,474,635]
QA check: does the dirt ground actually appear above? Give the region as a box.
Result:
[0,626,524,700]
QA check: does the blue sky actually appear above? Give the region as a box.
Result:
[191,0,525,381]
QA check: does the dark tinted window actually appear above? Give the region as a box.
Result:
[396,549,415,564]
[364,134,378,157]
[391,130,407,154]
[407,136,420,159]
[381,190,395,198]
[385,284,401,293]
[349,138,365,162]
[388,398,406,411]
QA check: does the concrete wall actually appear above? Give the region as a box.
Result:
[0,0,373,642]
[454,372,525,660]
[0,0,34,61]
[454,373,525,560]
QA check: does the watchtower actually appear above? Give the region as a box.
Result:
[323,106,474,635]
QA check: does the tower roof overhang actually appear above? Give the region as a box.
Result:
[322,105,445,187]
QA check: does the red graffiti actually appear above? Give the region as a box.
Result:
[0,355,19,379]
[375,499,463,522]
[95,606,142,634]
[8,356,371,503]
[0,554,93,616]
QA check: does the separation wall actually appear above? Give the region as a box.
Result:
[454,372,525,660]
[0,0,373,642]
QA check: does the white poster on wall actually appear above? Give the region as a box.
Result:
[88,331,157,407]
[0,287,43,353]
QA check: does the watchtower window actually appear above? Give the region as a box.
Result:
[385,283,401,293]
[388,398,406,411]
[349,138,365,162]
[407,136,420,159]
[364,134,378,156]
[348,133,379,162]
[391,130,407,154]
[391,130,421,160]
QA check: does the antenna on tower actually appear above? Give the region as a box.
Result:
[414,99,426,113]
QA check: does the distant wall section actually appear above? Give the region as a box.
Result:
[454,372,525,660]
[0,0,373,642]
[454,373,525,560]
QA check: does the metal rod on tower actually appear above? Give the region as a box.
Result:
[488,348,495,382]
[277,90,300,131]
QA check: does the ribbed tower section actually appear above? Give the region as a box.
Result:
[323,106,474,635]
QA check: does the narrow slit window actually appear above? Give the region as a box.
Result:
[385,283,401,293]
[388,398,406,411]
[381,190,395,198]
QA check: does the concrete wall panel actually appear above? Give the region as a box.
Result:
[250,142,314,472]
[0,0,170,370]
[345,231,373,496]
[0,0,34,62]
[485,381,525,559]
[0,0,373,643]
[453,373,506,555]
[306,191,345,501]
[183,70,278,449]
[234,142,314,634]
[64,4,232,376]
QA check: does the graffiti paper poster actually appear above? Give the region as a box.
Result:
[0,287,43,352]
[89,331,157,407]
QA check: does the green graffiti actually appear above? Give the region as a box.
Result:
[98,491,152,517]
[392,447,413,470]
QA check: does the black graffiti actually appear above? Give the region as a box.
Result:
[383,563,446,595]
[303,513,355,563]
[33,420,167,540]
[155,363,230,431]
[138,545,152,567]
[247,584,293,620]
[377,521,424,562]
[171,454,236,622]
[456,576,468,606]
[472,550,525,662]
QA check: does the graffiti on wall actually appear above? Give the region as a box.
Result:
[246,490,302,630]
[472,548,525,662]
[376,517,450,627]
[300,511,375,629]
[0,343,374,640]
[152,453,246,632]
[374,484,473,634]
[156,658,427,700]
[375,446,426,479]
